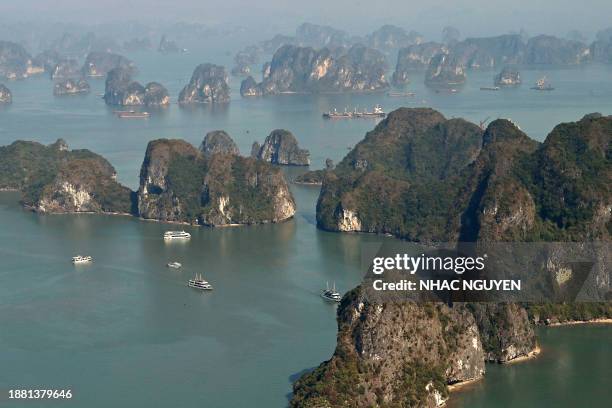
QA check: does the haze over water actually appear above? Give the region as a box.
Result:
[0,44,611,407]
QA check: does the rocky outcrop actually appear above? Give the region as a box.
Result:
[425,52,467,87]
[178,64,230,104]
[103,68,169,106]
[82,51,135,78]
[137,136,296,226]
[254,129,310,166]
[54,78,91,96]
[291,287,486,408]
[199,130,239,157]
[0,139,134,214]
[143,82,170,106]
[0,41,43,79]
[468,303,536,362]
[240,76,261,97]
[0,84,12,103]
[50,59,80,80]
[392,42,446,85]
[246,44,389,95]
[494,67,521,86]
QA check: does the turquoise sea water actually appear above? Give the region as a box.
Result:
[0,49,611,407]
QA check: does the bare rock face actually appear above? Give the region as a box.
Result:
[392,42,446,85]
[0,41,42,79]
[425,52,467,87]
[178,64,230,104]
[53,78,91,96]
[0,139,134,214]
[104,68,168,106]
[0,84,12,103]
[246,44,389,95]
[137,136,296,226]
[82,51,135,78]
[255,129,310,166]
[199,130,239,157]
[291,287,486,408]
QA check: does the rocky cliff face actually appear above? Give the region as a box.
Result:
[158,35,184,54]
[0,139,134,214]
[178,64,230,104]
[292,287,486,408]
[0,41,42,79]
[200,130,240,157]
[254,129,310,166]
[392,42,446,85]
[494,67,521,86]
[425,52,467,87]
[0,84,12,103]
[103,68,169,106]
[468,303,536,362]
[137,135,296,226]
[243,44,389,95]
[82,51,135,78]
[54,78,90,96]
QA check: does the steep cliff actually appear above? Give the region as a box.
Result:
[82,51,135,78]
[50,58,81,80]
[243,44,389,95]
[392,42,446,85]
[0,84,12,103]
[178,64,230,104]
[292,287,486,407]
[0,139,134,214]
[137,136,295,226]
[425,52,467,87]
[254,129,310,166]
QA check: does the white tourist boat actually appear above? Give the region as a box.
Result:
[166,262,182,269]
[188,273,213,291]
[163,231,191,240]
[320,281,342,303]
[72,255,93,264]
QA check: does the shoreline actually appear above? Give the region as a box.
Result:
[543,318,612,327]
[502,344,541,364]
[448,376,483,392]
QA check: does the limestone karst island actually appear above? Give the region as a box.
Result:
[0,1,610,407]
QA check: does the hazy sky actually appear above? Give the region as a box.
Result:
[3,0,612,39]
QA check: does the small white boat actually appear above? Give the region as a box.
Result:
[163,231,191,240]
[321,281,342,303]
[167,262,182,269]
[188,273,213,291]
[72,255,93,264]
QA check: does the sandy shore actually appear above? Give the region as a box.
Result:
[546,318,612,327]
[503,344,541,364]
[448,376,483,392]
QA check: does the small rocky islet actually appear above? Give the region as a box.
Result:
[103,67,169,107]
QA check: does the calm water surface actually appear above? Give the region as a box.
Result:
[0,49,611,407]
